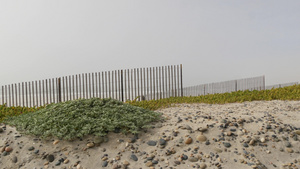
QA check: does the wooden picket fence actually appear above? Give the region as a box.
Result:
[1,64,183,107]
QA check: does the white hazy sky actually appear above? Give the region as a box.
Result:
[1,0,299,88]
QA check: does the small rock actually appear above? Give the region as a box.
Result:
[159,138,166,145]
[63,159,69,164]
[260,137,266,143]
[295,130,300,135]
[123,160,130,166]
[196,135,207,142]
[147,140,157,146]
[87,142,95,148]
[130,154,138,161]
[145,161,153,167]
[286,148,294,153]
[285,142,292,148]
[47,154,55,162]
[12,156,18,163]
[5,147,12,152]
[0,128,3,133]
[53,140,60,145]
[200,163,207,169]
[214,148,223,153]
[28,146,35,151]
[223,142,231,148]
[189,157,198,162]
[185,137,193,144]
[102,161,108,167]
[174,160,181,165]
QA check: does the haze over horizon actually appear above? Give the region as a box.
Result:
[1,1,299,88]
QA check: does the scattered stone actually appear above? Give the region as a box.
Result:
[28,146,35,151]
[130,154,138,161]
[285,142,292,148]
[53,140,60,145]
[0,128,3,133]
[5,147,12,152]
[158,138,166,145]
[145,161,153,167]
[185,137,193,144]
[223,142,231,148]
[147,140,157,146]
[200,163,207,169]
[189,157,198,162]
[11,156,17,163]
[102,161,108,167]
[196,135,207,142]
[87,142,95,148]
[286,148,294,153]
[47,154,55,162]
[295,130,300,135]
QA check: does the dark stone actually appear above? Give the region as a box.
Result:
[230,128,236,132]
[102,161,108,167]
[130,154,138,161]
[47,154,55,162]
[152,160,158,164]
[159,139,166,145]
[28,146,35,151]
[55,161,61,166]
[34,150,39,154]
[243,143,249,147]
[181,154,188,160]
[147,140,157,146]
[223,142,231,148]
[266,125,272,129]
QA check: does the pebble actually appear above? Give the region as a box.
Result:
[295,130,300,135]
[200,163,207,169]
[47,154,55,162]
[185,137,193,144]
[158,138,166,145]
[28,146,35,151]
[286,148,294,153]
[102,161,108,167]
[147,140,157,146]
[285,142,292,147]
[12,156,18,163]
[189,157,198,162]
[130,154,138,161]
[53,140,60,145]
[223,142,231,148]
[87,142,95,148]
[5,147,12,152]
[196,135,207,142]
[145,161,153,167]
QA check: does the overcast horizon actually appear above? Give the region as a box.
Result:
[1,1,300,88]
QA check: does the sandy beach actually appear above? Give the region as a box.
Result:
[1,100,300,169]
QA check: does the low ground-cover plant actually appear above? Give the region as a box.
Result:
[128,84,300,110]
[0,105,41,122]
[4,98,162,140]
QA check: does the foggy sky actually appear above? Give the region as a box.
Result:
[1,0,299,88]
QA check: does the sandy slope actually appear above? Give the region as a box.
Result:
[1,100,300,169]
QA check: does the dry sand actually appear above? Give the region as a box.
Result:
[1,100,300,169]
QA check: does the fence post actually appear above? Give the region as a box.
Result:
[58,78,62,103]
[235,80,237,92]
[121,70,124,102]
[180,64,183,97]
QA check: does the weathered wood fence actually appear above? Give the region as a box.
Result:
[183,76,266,96]
[1,64,183,107]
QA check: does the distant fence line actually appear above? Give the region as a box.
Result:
[265,82,299,90]
[1,65,183,107]
[183,76,266,96]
